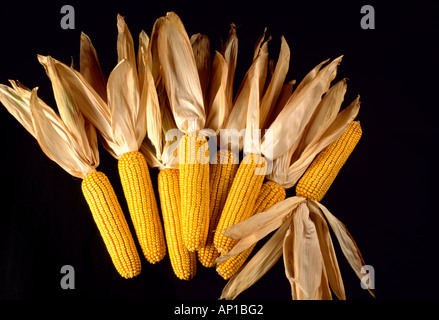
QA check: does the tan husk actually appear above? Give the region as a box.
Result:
[191,33,211,105]
[312,200,375,297]
[220,33,268,154]
[261,56,343,162]
[308,200,346,300]
[0,83,98,179]
[205,52,229,134]
[157,11,205,133]
[36,15,151,160]
[284,202,323,300]
[219,217,292,300]
[259,36,290,129]
[79,32,107,102]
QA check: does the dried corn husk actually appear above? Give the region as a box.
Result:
[35,15,152,161]
[157,12,206,134]
[0,81,98,179]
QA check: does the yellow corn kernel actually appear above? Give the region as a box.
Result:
[296,121,362,202]
[118,151,166,264]
[178,132,210,251]
[216,180,286,279]
[198,149,239,267]
[158,168,197,280]
[81,170,141,279]
[214,153,267,254]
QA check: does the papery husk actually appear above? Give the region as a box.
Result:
[220,34,268,153]
[283,202,324,300]
[308,200,346,300]
[293,78,347,159]
[138,30,162,161]
[263,80,296,130]
[0,83,98,179]
[216,196,306,263]
[157,11,205,133]
[79,32,107,102]
[0,81,53,139]
[267,79,353,188]
[205,52,229,134]
[281,96,360,189]
[219,218,291,300]
[38,15,151,160]
[312,200,375,297]
[259,36,290,129]
[220,24,238,111]
[191,33,211,104]
[261,56,342,161]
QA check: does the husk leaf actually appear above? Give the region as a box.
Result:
[313,200,375,297]
[261,56,342,161]
[157,11,205,133]
[284,202,323,300]
[79,32,107,102]
[219,219,291,300]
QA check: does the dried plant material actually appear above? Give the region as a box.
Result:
[284,202,323,300]
[313,200,374,297]
[138,30,162,160]
[158,11,205,133]
[294,79,347,158]
[219,219,291,300]
[220,32,268,152]
[205,52,229,133]
[261,56,343,161]
[191,33,211,104]
[217,196,306,263]
[265,79,296,128]
[220,24,238,110]
[29,87,98,178]
[308,200,345,300]
[79,32,107,102]
[259,36,291,129]
[282,96,360,188]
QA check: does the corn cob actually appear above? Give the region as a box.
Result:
[118,151,166,264]
[198,149,239,267]
[296,121,362,202]
[216,180,286,279]
[178,132,210,251]
[82,170,142,279]
[214,153,267,254]
[158,168,197,280]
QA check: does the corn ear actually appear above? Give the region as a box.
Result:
[178,132,210,251]
[82,170,141,279]
[198,149,239,267]
[214,153,267,254]
[118,151,166,264]
[296,121,362,202]
[158,168,197,280]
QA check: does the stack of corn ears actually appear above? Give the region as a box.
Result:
[0,11,373,299]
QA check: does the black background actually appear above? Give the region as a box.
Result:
[0,0,437,308]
